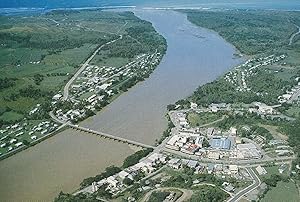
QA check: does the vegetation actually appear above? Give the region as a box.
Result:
[122,148,153,168]
[280,119,300,177]
[162,167,225,189]
[187,112,223,127]
[148,191,170,202]
[184,9,300,109]
[80,166,121,188]
[79,148,152,188]
[0,9,166,157]
[189,186,229,202]
[183,11,300,187]
[0,78,16,90]
[0,9,166,123]
[260,181,299,202]
[185,10,300,55]
[54,192,98,202]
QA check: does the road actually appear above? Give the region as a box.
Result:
[289,24,300,46]
[227,168,261,202]
[164,148,296,166]
[63,35,122,100]
[50,110,155,149]
[287,88,300,104]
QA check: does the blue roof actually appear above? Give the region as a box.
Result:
[210,137,231,150]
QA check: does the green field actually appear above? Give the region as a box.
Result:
[187,112,222,127]
[0,9,166,157]
[0,10,166,124]
[261,181,299,202]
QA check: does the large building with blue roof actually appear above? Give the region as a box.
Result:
[209,137,232,150]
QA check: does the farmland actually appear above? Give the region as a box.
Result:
[0,9,166,157]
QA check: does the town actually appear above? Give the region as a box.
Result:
[52,51,162,124]
[72,99,297,202]
[0,49,163,158]
[67,53,299,202]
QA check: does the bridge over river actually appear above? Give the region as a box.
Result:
[69,124,155,149]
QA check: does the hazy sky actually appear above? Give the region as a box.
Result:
[1,0,300,9]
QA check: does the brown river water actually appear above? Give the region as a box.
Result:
[0,10,242,201]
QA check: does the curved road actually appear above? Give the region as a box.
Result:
[289,24,300,46]
[227,168,261,202]
[63,35,122,100]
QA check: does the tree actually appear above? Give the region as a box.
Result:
[203,138,210,148]
[189,186,229,202]
[123,177,133,186]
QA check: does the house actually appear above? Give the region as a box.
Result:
[207,151,220,160]
[187,160,198,169]
[147,153,166,164]
[9,138,17,144]
[256,165,267,175]
[118,170,130,180]
[224,184,235,192]
[168,158,181,169]
[15,142,23,147]
[190,102,198,109]
[106,176,118,188]
[228,165,238,175]
[207,164,214,174]
[52,94,62,100]
[195,136,204,147]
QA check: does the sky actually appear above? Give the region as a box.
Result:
[1,0,300,10]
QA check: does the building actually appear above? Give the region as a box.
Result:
[52,94,62,100]
[210,137,231,150]
[187,160,198,169]
[256,165,267,175]
[228,165,238,175]
[207,150,220,160]
[236,143,262,159]
[168,158,181,169]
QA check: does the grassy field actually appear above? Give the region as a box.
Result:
[0,10,166,123]
[261,181,299,202]
[0,9,166,156]
[187,112,223,127]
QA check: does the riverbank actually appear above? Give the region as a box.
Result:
[0,9,242,202]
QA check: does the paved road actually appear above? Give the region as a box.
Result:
[227,168,261,202]
[63,35,122,100]
[164,148,296,166]
[287,88,300,104]
[289,24,300,46]
[69,124,155,149]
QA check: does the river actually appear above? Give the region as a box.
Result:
[81,10,243,144]
[0,10,242,202]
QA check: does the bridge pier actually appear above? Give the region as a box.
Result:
[68,125,155,149]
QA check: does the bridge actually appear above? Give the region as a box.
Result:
[69,124,155,149]
[49,112,155,149]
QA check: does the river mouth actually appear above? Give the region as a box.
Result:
[0,9,242,202]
